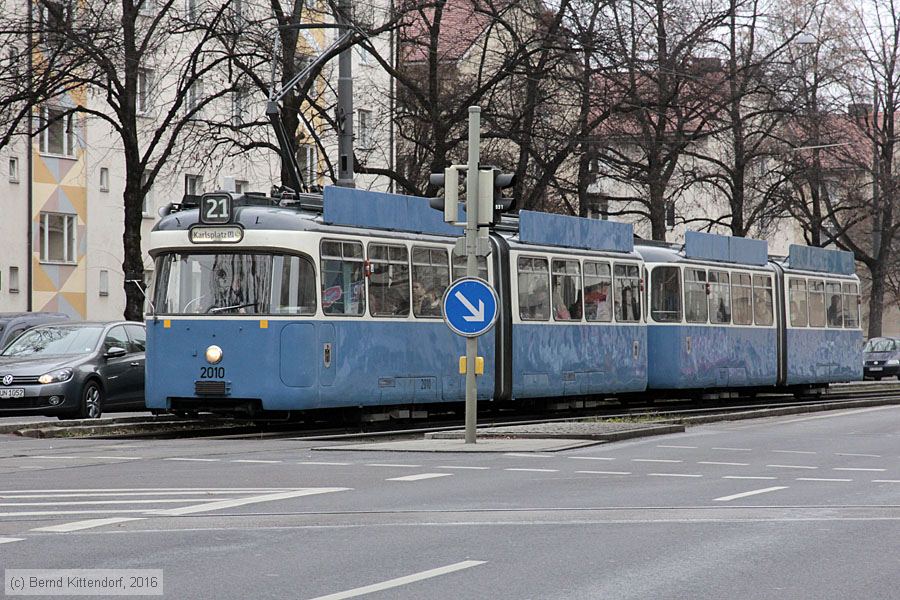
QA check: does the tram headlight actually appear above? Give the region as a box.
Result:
[205,345,223,365]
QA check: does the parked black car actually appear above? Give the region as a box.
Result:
[0,321,146,419]
[863,337,900,380]
[0,312,70,351]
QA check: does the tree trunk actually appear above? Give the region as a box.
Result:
[649,179,667,241]
[866,259,885,338]
[122,171,145,322]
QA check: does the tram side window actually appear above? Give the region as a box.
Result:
[825,281,843,327]
[411,246,449,318]
[708,270,731,324]
[789,278,808,327]
[842,282,860,329]
[732,273,753,325]
[517,256,550,321]
[614,263,641,322]
[808,279,826,327]
[650,266,682,323]
[684,268,708,323]
[369,243,410,317]
[452,255,488,282]
[551,259,582,321]
[752,274,774,326]
[584,261,612,322]
[272,255,316,315]
[320,240,366,316]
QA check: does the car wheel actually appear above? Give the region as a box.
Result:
[78,381,104,419]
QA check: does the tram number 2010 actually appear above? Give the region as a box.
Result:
[200,366,226,379]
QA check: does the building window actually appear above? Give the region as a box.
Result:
[232,88,246,124]
[39,1,67,46]
[298,144,316,189]
[99,167,109,191]
[137,69,153,114]
[138,0,158,16]
[234,179,249,194]
[99,270,109,296]
[9,267,19,293]
[142,173,153,216]
[357,109,373,149]
[39,107,76,157]
[185,0,199,19]
[184,174,202,196]
[186,79,203,114]
[8,156,19,182]
[39,212,77,264]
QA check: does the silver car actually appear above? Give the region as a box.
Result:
[0,322,146,419]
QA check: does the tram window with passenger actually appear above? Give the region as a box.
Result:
[650,266,681,323]
[808,279,826,327]
[613,263,641,322]
[825,281,843,327]
[789,278,808,327]
[368,243,410,317]
[517,256,550,321]
[732,273,753,325]
[153,251,315,315]
[452,255,488,282]
[551,259,582,321]
[584,261,612,322]
[842,282,860,328]
[709,270,731,324]
[752,274,774,326]
[684,268,708,323]
[411,246,449,318]
[321,240,366,316]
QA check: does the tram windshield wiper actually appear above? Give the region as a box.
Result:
[208,303,257,314]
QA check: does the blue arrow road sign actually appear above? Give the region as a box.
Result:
[442,277,499,337]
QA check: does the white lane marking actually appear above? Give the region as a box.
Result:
[366,464,421,468]
[657,445,698,449]
[305,560,486,600]
[437,466,490,470]
[797,478,852,482]
[89,456,143,460]
[833,467,886,472]
[836,453,881,458]
[698,461,749,466]
[26,456,80,460]
[164,458,220,462]
[712,447,752,451]
[0,510,149,517]
[148,488,350,516]
[780,405,898,423]
[632,459,682,463]
[0,538,24,544]
[714,486,788,502]
[387,473,453,482]
[0,499,237,507]
[504,468,558,473]
[0,491,276,499]
[504,453,553,458]
[723,476,778,480]
[767,464,818,470]
[576,470,632,475]
[31,517,145,533]
[569,456,616,461]
[648,473,702,478]
[231,460,283,464]
[873,480,900,483]
[18,467,43,470]
[298,462,352,466]
[773,450,817,455]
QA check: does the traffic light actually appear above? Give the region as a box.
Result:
[429,167,461,223]
[477,168,516,225]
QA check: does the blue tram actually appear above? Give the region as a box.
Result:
[144,186,861,417]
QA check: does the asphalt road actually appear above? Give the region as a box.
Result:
[1,405,899,599]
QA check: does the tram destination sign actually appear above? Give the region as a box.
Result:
[189,225,244,244]
[442,277,499,338]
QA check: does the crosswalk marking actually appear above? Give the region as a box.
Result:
[31,518,145,533]
[387,473,453,482]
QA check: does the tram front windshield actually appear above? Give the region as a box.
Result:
[153,252,316,315]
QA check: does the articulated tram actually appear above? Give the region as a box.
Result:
[144,186,862,418]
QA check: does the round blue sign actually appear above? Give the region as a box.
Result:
[442,277,499,337]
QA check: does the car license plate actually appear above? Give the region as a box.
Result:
[869,367,882,371]
[0,388,25,399]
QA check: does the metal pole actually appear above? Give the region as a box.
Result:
[336,0,355,187]
[464,107,480,444]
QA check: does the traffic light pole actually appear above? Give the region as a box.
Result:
[464,106,480,444]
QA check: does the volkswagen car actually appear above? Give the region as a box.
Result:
[863,337,900,380]
[0,321,146,419]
